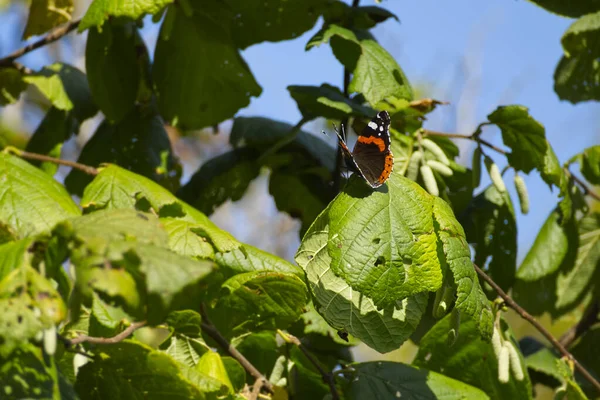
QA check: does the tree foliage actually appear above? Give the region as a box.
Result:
[0,0,599,399]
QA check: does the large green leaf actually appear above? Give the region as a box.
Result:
[554,11,600,103]
[342,361,489,400]
[88,293,135,338]
[307,24,412,105]
[516,208,577,281]
[23,64,96,118]
[215,242,303,277]
[295,200,428,353]
[433,197,493,339]
[226,0,328,49]
[65,106,179,196]
[463,185,517,291]
[0,152,80,238]
[153,3,261,130]
[0,265,67,356]
[160,310,210,368]
[160,218,215,260]
[0,67,27,106]
[488,105,547,173]
[526,0,600,18]
[327,174,442,308]
[210,271,308,337]
[74,340,203,399]
[570,326,600,397]
[0,238,34,281]
[414,315,532,400]
[177,149,261,215]
[22,0,73,39]
[555,212,600,309]
[287,84,373,120]
[79,0,173,31]
[578,145,600,185]
[86,21,145,122]
[232,331,280,380]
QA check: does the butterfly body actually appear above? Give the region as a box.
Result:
[335,111,394,188]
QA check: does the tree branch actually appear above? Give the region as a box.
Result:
[199,304,274,395]
[3,147,98,175]
[422,129,508,155]
[66,321,147,346]
[0,19,81,67]
[474,264,600,393]
[278,330,340,400]
[567,169,600,202]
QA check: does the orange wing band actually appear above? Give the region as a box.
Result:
[378,153,394,184]
[357,136,386,151]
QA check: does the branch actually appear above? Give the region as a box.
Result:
[422,129,508,155]
[3,147,98,175]
[278,330,340,400]
[559,301,599,348]
[66,321,147,346]
[0,19,81,67]
[567,169,600,202]
[474,265,600,394]
[199,304,274,395]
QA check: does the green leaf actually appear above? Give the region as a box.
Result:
[74,340,203,399]
[487,105,547,173]
[85,21,145,122]
[554,11,600,103]
[0,265,67,356]
[161,311,210,368]
[160,218,215,260]
[89,293,134,338]
[293,303,358,347]
[516,208,577,281]
[579,145,600,185]
[525,348,564,384]
[0,238,34,281]
[153,4,261,130]
[0,152,80,238]
[326,174,442,308]
[23,64,96,117]
[307,24,412,105]
[433,197,493,339]
[0,343,70,399]
[569,326,600,397]
[177,149,261,215]
[555,212,600,309]
[414,315,531,399]
[215,241,303,278]
[195,351,234,392]
[0,67,26,105]
[233,331,279,379]
[80,165,240,252]
[541,142,565,189]
[462,185,517,291]
[526,0,600,18]
[79,0,173,31]
[295,201,428,353]
[221,357,245,393]
[287,84,373,120]
[227,0,328,49]
[210,271,308,337]
[65,107,179,196]
[343,361,490,400]
[22,0,73,39]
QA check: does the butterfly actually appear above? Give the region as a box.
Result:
[334,111,394,188]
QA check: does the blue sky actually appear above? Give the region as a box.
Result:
[1,0,598,261]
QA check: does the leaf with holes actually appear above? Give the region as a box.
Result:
[22,0,73,39]
[79,0,172,31]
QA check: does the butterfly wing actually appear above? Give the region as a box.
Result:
[352,111,394,187]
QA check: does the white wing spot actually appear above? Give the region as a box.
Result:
[368,121,378,130]
[379,126,384,132]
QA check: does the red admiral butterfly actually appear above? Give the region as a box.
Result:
[334,111,394,188]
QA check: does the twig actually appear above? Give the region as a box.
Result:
[66,321,147,345]
[474,264,600,394]
[559,301,599,348]
[422,129,508,155]
[278,330,340,400]
[567,169,600,202]
[199,304,274,394]
[0,19,81,67]
[3,147,98,175]
[248,377,264,400]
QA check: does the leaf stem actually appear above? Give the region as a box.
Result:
[0,19,81,67]
[65,321,147,345]
[199,304,274,394]
[257,117,310,162]
[277,330,340,400]
[3,147,98,175]
[566,169,600,202]
[474,264,600,394]
[422,129,508,155]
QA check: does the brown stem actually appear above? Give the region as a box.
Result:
[567,169,600,202]
[474,264,600,394]
[279,331,340,400]
[13,149,98,175]
[422,129,508,155]
[559,301,599,348]
[0,19,81,67]
[67,321,147,345]
[199,304,274,394]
